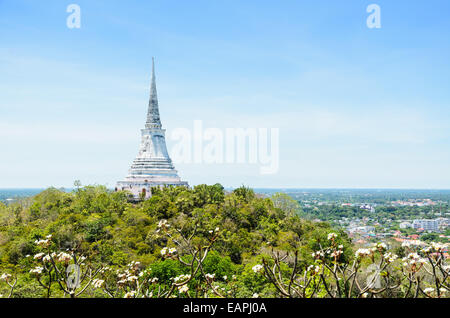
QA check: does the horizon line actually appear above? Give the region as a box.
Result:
[2,186,450,191]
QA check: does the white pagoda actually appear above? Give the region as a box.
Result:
[117,58,188,199]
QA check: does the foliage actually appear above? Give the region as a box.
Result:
[0,185,448,298]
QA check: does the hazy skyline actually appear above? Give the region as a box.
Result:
[1,0,450,189]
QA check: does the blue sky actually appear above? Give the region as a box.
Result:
[1,0,450,189]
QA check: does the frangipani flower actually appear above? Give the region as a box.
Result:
[124,291,136,298]
[252,264,264,274]
[431,242,446,253]
[174,274,191,283]
[160,247,177,258]
[92,279,104,288]
[402,241,411,248]
[29,266,43,276]
[0,273,11,282]
[42,254,52,263]
[423,287,434,296]
[355,248,371,259]
[330,250,343,259]
[127,275,138,282]
[383,252,398,264]
[178,285,189,293]
[57,252,72,264]
[327,233,337,240]
[205,273,215,281]
[373,242,387,252]
[307,265,320,275]
[34,253,45,260]
[157,219,170,229]
[312,251,325,259]
[402,253,427,270]
[34,239,51,248]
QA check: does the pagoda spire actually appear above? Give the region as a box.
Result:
[117,58,188,200]
[146,57,162,129]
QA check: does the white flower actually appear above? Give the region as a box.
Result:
[307,265,320,275]
[252,264,264,274]
[361,292,369,298]
[355,248,371,259]
[327,233,337,240]
[407,253,420,260]
[205,273,215,280]
[402,241,411,248]
[34,252,45,260]
[0,273,11,281]
[424,287,434,295]
[215,227,220,232]
[92,279,104,288]
[160,247,177,257]
[178,285,189,293]
[157,219,170,228]
[124,291,136,298]
[128,260,140,268]
[330,250,343,258]
[34,239,51,248]
[418,258,427,264]
[57,252,72,263]
[174,274,191,283]
[42,254,52,263]
[252,293,259,298]
[373,242,387,251]
[223,275,227,280]
[312,251,324,259]
[29,266,43,275]
[150,277,159,284]
[383,252,398,264]
[403,253,427,268]
[431,242,446,252]
[127,275,138,282]
[169,248,177,255]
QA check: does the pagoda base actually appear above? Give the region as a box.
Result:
[116,179,189,200]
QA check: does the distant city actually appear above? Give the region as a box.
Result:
[256,188,450,251]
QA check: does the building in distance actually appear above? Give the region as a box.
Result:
[116,58,188,200]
